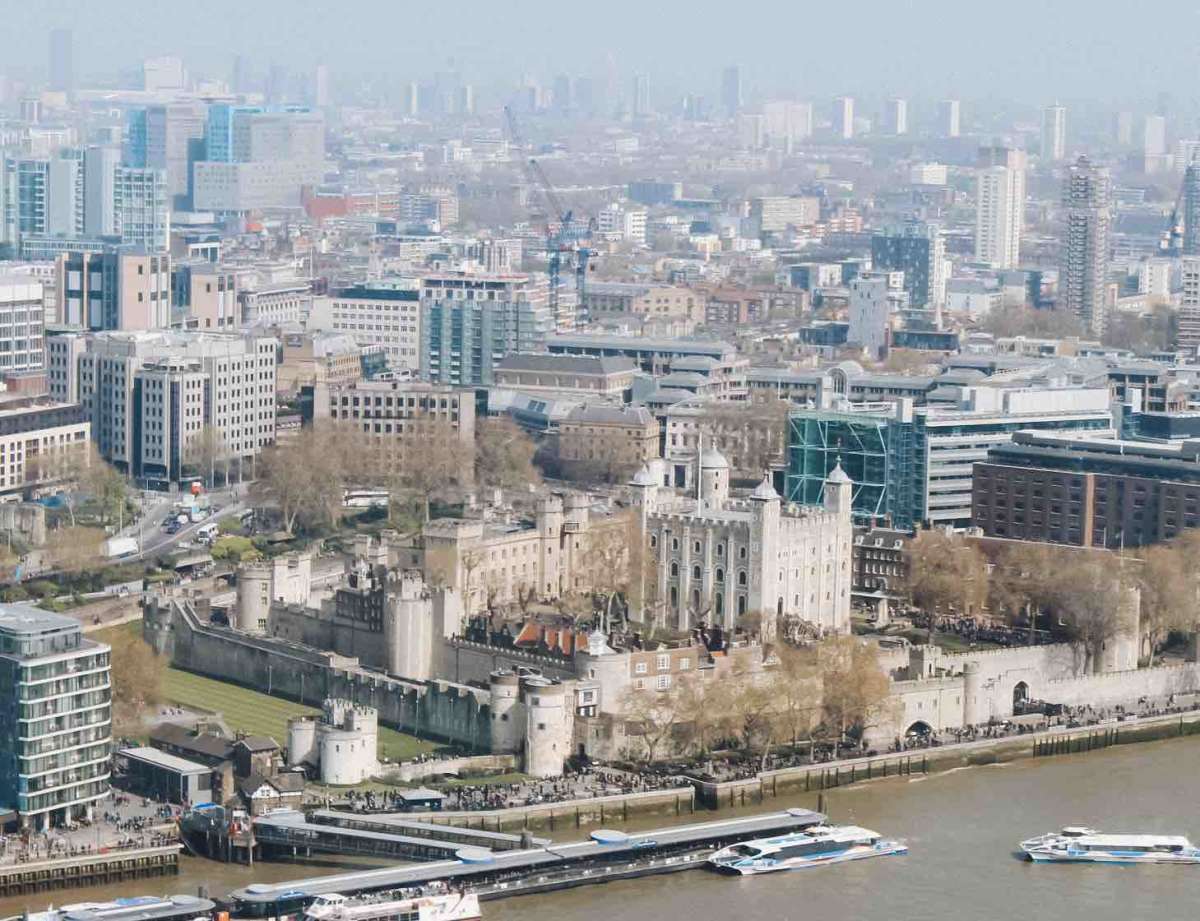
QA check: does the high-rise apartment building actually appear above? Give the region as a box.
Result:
[1179,257,1200,352]
[1041,104,1067,162]
[975,146,1027,269]
[1115,111,1134,147]
[113,167,169,250]
[940,99,961,138]
[1144,114,1167,157]
[47,28,74,95]
[631,75,651,118]
[419,274,552,386]
[871,220,946,309]
[1182,163,1200,257]
[885,98,908,136]
[848,271,906,359]
[762,101,813,146]
[721,66,743,118]
[0,607,112,830]
[832,96,855,140]
[82,146,119,237]
[1058,156,1112,335]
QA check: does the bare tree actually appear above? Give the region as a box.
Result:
[1047,552,1132,674]
[1135,542,1195,665]
[904,529,989,618]
[255,423,361,533]
[982,304,1084,339]
[620,681,688,763]
[815,635,892,756]
[475,418,541,494]
[45,526,106,573]
[184,425,233,488]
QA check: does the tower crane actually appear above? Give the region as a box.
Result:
[503,106,594,324]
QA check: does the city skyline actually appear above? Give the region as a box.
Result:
[2,0,1200,108]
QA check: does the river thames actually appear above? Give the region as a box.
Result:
[5,735,1200,920]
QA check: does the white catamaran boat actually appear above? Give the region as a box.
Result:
[1021,827,1200,864]
[708,825,907,875]
[303,889,481,921]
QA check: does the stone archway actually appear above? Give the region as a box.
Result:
[905,720,933,739]
[1013,681,1030,711]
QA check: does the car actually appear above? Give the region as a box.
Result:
[165,521,182,535]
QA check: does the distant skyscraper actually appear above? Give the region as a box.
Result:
[1115,111,1134,147]
[553,74,572,114]
[48,28,73,94]
[975,146,1027,269]
[313,64,330,107]
[721,66,743,118]
[885,98,908,136]
[1143,114,1167,157]
[232,55,249,95]
[632,74,651,118]
[832,96,855,140]
[125,103,206,209]
[457,85,474,116]
[83,145,120,236]
[1041,104,1067,162]
[405,82,419,117]
[1059,156,1112,335]
[1182,163,1200,256]
[940,99,961,138]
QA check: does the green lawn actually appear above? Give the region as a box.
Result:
[162,668,441,762]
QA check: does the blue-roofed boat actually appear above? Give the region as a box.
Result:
[1021,827,1200,864]
[707,825,906,875]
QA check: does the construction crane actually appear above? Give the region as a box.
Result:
[503,106,594,324]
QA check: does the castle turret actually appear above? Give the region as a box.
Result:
[699,447,730,507]
[287,716,317,767]
[384,570,433,680]
[521,677,571,778]
[235,562,272,634]
[488,670,523,755]
[564,492,590,529]
[823,461,853,516]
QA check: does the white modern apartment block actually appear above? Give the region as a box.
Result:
[832,96,855,140]
[596,203,648,244]
[0,608,113,831]
[0,275,46,373]
[975,147,1026,269]
[309,280,422,372]
[940,99,961,138]
[885,98,908,136]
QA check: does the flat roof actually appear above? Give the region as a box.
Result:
[0,605,81,637]
[54,896,215,921]
[119,746,212,776]
[231,809,824,905]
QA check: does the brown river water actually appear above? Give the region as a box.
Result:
[5,735,1200,921]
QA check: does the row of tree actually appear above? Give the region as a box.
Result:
[621,636,892,765]
[905,529,1199,670]
[254,417,541,535]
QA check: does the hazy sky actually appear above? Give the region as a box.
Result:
[3,0,1198,107]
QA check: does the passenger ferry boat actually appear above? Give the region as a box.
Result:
[303,890,480,921]
[708,825,907,875]
[1021,827,1200,864]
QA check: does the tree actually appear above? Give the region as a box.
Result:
[45,526,106,573]
[988,541,1060,633]
[255,423,361,534]
[981,304,1084,340]
[1136,540,1196,665]
[1047,552,1132,674]
[475,418,541,495]
[904,529,989,618]
[1102,305,1177,354]
[620,681,688,763]
[184,425,234,488]
[363,418,473,523]
[573,512,635,631]
[815,635,892,755]
[771,645,821,751]
[108,626,165,735]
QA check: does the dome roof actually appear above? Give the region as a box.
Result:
[630,465,657,487]
[700,446,730,469]
[749,475,780,501]
[827,462,851,485]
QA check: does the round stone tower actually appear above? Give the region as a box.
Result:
[488,670,524,755]
[287,716,317,767]
[699,447,730,507]
[384,570,433,680]
[235,562,272,634]
[564,493,590,529]
[521,676,571,778]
